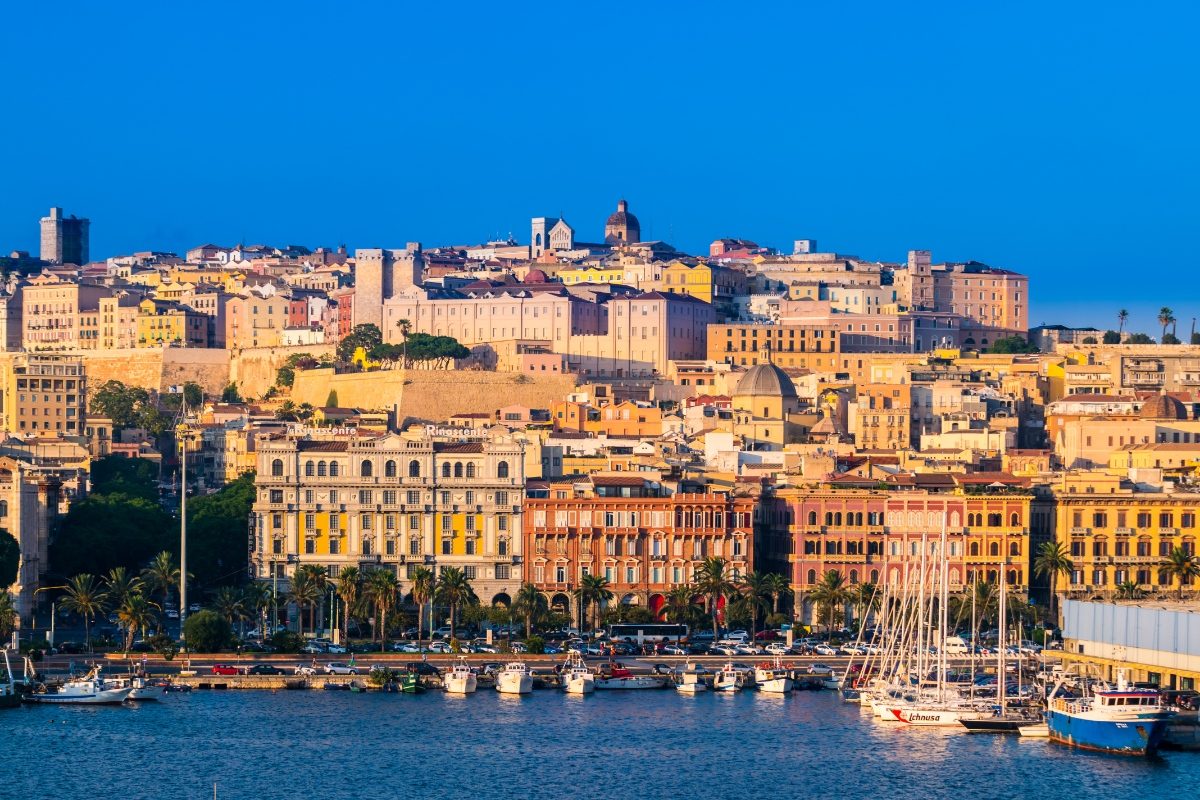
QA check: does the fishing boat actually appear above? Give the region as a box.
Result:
[675,662,708,695]
[0,650,19,709]
[561,655,594,695]
[713,662,746,693]
[348,680,369,693]
[125,675,167,701]
[443,659,478,694]
[1046,670,1171,755]
[25,666,133,705]
[495,662,533,695]
[399,672,425,694]
[755,657,793,694]
[594,662,664,690]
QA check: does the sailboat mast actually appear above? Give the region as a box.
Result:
[997,567,1007,710]
[938,512,949,703]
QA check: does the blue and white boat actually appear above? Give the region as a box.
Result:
[1046,671,1171,756]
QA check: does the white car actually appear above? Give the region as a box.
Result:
[764,642,790,656]
[326,644,347,654]
[734,644,762,656]
[813,644,837,656]
[709,644,738,656]
[723,630,750,643]
[293,664,317,676]
[426,641,451,654]
[324,662,358,675]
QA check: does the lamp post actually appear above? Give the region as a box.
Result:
[29,585,68,649]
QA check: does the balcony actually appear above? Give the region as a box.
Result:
[1114,527,1133,535]
[1070,527,1090,535]
[1160,528,1179,535]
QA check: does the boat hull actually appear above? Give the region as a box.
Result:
[960,717,1038,734]
[128,684,167,701]
[759,677,793,694]
[676,682,707,694]
[444,674,478,694]
[496,674,533,694]
[28,686,133,705]
[564,675,595,695]
[594,677,663,690]
[1047,709,1169,755]
[889,706,980,726]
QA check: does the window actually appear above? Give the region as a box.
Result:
[385,460,397,478]
[317,461,327,477]
[498,538,508,556]
[358,490,373,504]
[442,463,451,478]
[466,463,476,479]
[442,539,452,555]
[269,489,283,503]
[271,459,283,477]
[409,460,421,478]
[407,490,420,505]
[329,462,339,477]
[454,463,463,478]
[496,564,511,580]
[498,461,510,479]
[361,460,373,477]
[410,538,420,556]
[305,461,314,477]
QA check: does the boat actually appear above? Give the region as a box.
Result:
[399,672,425,694]
[0,650,19,709]
[495,662,533,695]
[1046,670,1171,755]
[755,657,793,694]
[675,662,708,695]
[125,676,167,701]
[821,674,842,691]
[25,666,133,705]
[594,663,664,690]
[443,659,478,695]
[960,713,1043,734]
[713,662,746,693]
[348,680,369,693]
[561,656,594,695]
[1019,723,1050,738]
[323,681,350,691]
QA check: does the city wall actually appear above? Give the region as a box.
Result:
[290,367,577,422]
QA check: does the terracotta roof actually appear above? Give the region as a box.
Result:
[433,442,484,454]
[297,441,349,452]
[590,475,649,487]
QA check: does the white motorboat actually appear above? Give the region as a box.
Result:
[675,662,708,694]
[713,662,747,693]
[561,656,594,695]
[495,662,533,695]
[123,676,167,701]
[1019,723,1050,738]
[27,667,133,705]
[755,657,793,694]
[443,659,478,694]
[594,663,665,690]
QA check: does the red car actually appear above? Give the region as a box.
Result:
[211,664,241,675]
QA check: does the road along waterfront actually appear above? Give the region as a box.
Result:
[4,681,1197,800]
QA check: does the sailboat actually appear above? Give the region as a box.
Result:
[960,574,1043,733]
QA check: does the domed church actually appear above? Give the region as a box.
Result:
[732,362,800,451]
[604,199,641,244]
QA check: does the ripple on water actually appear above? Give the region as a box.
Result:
[1,691,1192,800]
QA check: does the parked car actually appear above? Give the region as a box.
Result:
[211,664,241,675]
[294,664,317,676]
[426,641,452,654]
[765,642,791,656]
[406,662,441,676]
[709,644,738,656]
[432,627,454,639]
[324,662,358,675]
[660,643,687,656]
[813,644,838,656]
[301,643,326,654]
[325,644,348,654]
[687,643,711,656]
[246,664,284,675]
[723,630,750,643]
[390,641,421,653]
[754,630,782,641]
[165,609,180,620]
[509,642,528,654]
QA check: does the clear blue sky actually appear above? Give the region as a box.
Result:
[3,2,1197,333]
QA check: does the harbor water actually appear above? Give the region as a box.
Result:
[4,689,1198,799]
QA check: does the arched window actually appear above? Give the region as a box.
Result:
[442,463,451,478]
[305,461,315,477]
[497,461,510,479]
[361,459,373,477]
[988,513,1002,527]
[271,459,283,477]
[329,462,339,477]
[1009,541,1020,557]
[870,569,879,583]
[989,542,1000,557]
[806,569,817,585]
[409,460,420,477]
[0,500,8,517]
[825,512,833,525]
[317,461,327,477]
[849,569,859,584]
[385,460,397,478]
[466,463,476,479]
[834,512,843,526]
[454,462,464,478]
[808,510,818,525]
[1010,512,1021,527]
[969,541,980,557]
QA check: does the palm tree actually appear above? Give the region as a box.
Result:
[103,566,142,608]
[807,570,850,632]
[297,402,315,421]
[396,318,413,368]
[852,581,881,627]
[1034,541,1074,625]
[762,572,791,617]
[1159,307,1175,342]
[512,583,548,639]
[1115,580,1144,601]
[141,551,180,623]
[212,586,247,631]
[241,582,273,639]
[736,571,772,640]
[434,567,478,641]
[364,569,399,650]
[658,584,701,624]
[693,557,737,639]
[60,574,108,650]
[410,566,435,643]
[334,566,360,644]
[116,594,159,651]
[289,566,324,637]
[1117,309,1129,337]
[573,574,614,634]
[275,400,299,421]
[1160,547,1200,600]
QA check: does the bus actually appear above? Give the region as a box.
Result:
[606,623,688,644]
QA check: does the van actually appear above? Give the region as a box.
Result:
[943,635,970,655]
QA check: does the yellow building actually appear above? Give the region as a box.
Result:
[558,265,626,286]
[660,260,746,314]
[136,299,208,347]
[1055,471,1200,598]
[251,430,526,611]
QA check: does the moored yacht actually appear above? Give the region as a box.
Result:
[1046,671,1171,755]
[443,659,478,694]
[495,662,533,695]
[26,666,133,705]
[561,655,594,695]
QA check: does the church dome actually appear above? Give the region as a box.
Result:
[1139,391,1188,420]
[735,363,797,399]
[604,199,641,243]
[524,268,548,283]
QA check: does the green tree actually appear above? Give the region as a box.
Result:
[211,585,247,629]
[290,565,327,637]
[60,574,109,650]
[762,572,791,616]
[658,584,702,625]
[51,493,174,578]
[852,581,881,626]
[988,335,1039,354]
[1081,336,1097,344]
[1158,307,1175,343]
[324,390,339,408]
[275,400,300,421]
[220,383,243,403]
[1160,547,1200,600]
[1034,541,1074,624]
[364,569,399,649]
[337,323,383,363]
[410,566,435,642]
[512,583,548,638]
[116,594,159,651]
[573,574,614,633]
[1163,333,1181,345]
[1115,580,1144,600]
[807,570,850,632]
[1117,309,1129,336]
[0,592,16,643]
[1192,332,1200,346]
[185,471,256,591]
[434,566,478,640]
[1126,332,1154,344]
[0,529,18,589]
[735,571,772,639]
[89,380,151,430]
[396,318,413,367]
[694,557,737,638]
[91,456,160,501]
[241,581,273,639]
[161,382,204,411]
[1102,330,1121,344]
[183,609,232,652]
[103,566,142,607]
[334,566,360,644]
[141,551,181,620]
[405,333,471,369]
